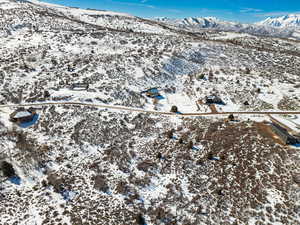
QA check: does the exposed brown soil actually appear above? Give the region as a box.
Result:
[209,104,218,113]
[255,121,286,146]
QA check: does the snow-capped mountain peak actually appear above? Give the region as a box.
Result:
[256,14,300,28]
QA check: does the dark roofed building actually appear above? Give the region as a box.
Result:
[205,95,224,105]
[10,108,36,124]
[70,83,89,91]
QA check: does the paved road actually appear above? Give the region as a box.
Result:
[1,101,300,117]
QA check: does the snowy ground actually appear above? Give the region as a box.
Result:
[0,1,300,225]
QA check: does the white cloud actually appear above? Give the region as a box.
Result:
[240,8,263,13]
[166,9,182,14]
[254,11,300,17]
[109,0,156,9]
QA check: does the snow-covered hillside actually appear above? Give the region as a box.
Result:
[0,0,177,36]
[0,1,300,225]
[157,16,239,29]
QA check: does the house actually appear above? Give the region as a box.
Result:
[205,95,224,105]
[270,123,300,145]
[10,108,36,124]
[142,88,159,97]
[70,83,89,91]
[141,88,164,99]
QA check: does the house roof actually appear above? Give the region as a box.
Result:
[72,83,89,86]
[13,111,32,119]
[147,88,159,93]
[206,95,220,100]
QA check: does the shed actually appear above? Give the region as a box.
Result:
[205,95,224,105]
[70,83,89,91]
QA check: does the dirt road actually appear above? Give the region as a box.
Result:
[0,101,300,117]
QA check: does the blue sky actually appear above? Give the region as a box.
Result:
[42,0,300,23]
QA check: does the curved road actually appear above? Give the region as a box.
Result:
[0,101,300,117]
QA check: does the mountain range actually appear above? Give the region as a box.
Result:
[156,14,300,39]
[157,14,300,28]
[256,14,300,28]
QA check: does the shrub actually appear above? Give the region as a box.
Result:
[170,106,178,113]
[136,214,146,225]
[44,90,50,98]
[27,56,37,62]
[197,74,205,80]
[47,173,64,193]
[51,58,58,66]
[1,161,16,178]
[228,114,235,121]
[156,152,163,159]
[165,129,174,139]
[245,67,251,74]
[207,153,214,160]
[93,175,109,192]
[178,138,184,144]
[187,140,194,149]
